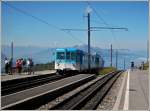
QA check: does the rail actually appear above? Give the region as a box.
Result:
[50,71,123,110]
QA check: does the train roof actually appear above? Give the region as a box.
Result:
[56,48,102,57]
[56,48,82,52]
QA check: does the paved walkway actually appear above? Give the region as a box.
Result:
[1,70,56,82]
[128,69,149,110]
[114,69,149,110]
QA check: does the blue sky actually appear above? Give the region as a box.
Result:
[2,1,148,50]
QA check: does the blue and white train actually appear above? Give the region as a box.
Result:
[55,48,104,74]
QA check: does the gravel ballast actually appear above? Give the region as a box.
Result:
[97,72,125,110]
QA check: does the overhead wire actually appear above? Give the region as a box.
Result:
[87,2,131,69]
[3,2,87,45]
[86,1,121,50]
[3,2,102,55]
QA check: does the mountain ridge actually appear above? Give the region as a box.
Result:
[1,45,147,69]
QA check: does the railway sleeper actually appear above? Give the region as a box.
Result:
[82,71,123,110]
[50,71,122,110]
[2,74,95,110]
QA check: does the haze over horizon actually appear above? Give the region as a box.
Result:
[1,44,147,52]
[1,44,147,70]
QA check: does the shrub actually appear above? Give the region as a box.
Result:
[98,67,117,75]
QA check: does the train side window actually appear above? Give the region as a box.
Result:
[86,55,88,61]
[66,52,70,60]
[91,56,92,61]
[71,52,76,60]
[85,55,87,61]
[77,53,80,62]
[92,56,94,61]
[83,55,85,61]
[96,57,99,64]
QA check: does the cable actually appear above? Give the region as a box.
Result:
[90,19,109,26]
[65,31,86,44]
[3,2,102,56]
[87,2,109,26]
[86,1,122,50]
[3,2,61,30]
[3,2,87,45]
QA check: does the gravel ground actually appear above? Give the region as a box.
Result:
[97,72,125,110]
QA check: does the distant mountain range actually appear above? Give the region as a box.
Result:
[1,44,147,71]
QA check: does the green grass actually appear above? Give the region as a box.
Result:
[33,61,54,71]
[138,62,149,70]
[98,67,117,75]
[143,62,149,70]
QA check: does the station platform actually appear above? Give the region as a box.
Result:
[1,70,56,82]
[114,69,149,110]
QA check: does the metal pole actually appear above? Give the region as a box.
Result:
[147,39,149,63]
[116,50,118,69]
[110,44,112,67]
[124,58,125,70]
[11,42,13,74]
[11,42,13,60]
[88,13,91,73]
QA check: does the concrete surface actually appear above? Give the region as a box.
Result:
[1,70,56,82]
[1,74,94,109]
[116,69,149,110]
[128,69,149,110]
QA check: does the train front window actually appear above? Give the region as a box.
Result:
[57,52,65,59]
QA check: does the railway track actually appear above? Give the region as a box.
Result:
[1,74,95,110]
[1,73,75,96]
[50,70,123,110]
